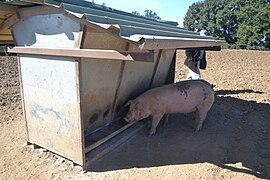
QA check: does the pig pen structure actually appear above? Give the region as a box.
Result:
[0,0,224,169]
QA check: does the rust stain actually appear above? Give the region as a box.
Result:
[89,112,99,124]
[103,108,110,118]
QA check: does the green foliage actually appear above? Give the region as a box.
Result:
[184,2,204,31]
[131,10,161,20]
[184,0,270,49]
[131,11,140,16]
[144,10,161,19]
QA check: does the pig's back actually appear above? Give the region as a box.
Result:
[140,80,214,113]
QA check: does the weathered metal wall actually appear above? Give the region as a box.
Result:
[80,48,176,133]
[19,55,83,164]
[151,49,176,88]
[13,13,82,47]
[80,58,122,133]
[11,9,177,166]
[13,13,84,164]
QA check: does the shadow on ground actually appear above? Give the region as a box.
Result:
[89,89,270,179]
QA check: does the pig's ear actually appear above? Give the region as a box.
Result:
[134,102,143,110]
[123,100,132,108]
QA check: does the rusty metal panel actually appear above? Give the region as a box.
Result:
[80,58,122,133]
[19,55,83,165]
[12,13,82,48]
[112,56,158,118]
[150,49,176,88]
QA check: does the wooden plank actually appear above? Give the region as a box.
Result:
[0,13,19,32]
[0,28,12,34]
[0,40,13,44]
[7,47,154,62]
[0,34,13,40]
[84,121,135,154]
[0,4,18,13]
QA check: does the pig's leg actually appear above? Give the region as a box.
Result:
[149,113,163,136]
[194,108,207,131]
[163,114,169,127]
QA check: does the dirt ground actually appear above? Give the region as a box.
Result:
[0,49,270,179]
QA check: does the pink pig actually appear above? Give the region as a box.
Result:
[124,80,215,136]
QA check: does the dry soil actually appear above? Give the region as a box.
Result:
[0,49,270,179]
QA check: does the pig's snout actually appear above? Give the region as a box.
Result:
[124,117,130,122]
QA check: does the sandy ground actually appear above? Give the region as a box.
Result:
[0,49,270,179]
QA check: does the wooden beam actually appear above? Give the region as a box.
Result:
[0,34,13,40]
[7,47,154,62]
[0,13,19,32]
[0,4,18,13]
[0,40,14,45]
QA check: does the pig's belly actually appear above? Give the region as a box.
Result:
[163,97,199,114]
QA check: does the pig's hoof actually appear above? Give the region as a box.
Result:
[148,130,156,136]
[195,127,202,132]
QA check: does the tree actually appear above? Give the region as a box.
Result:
[184,0,270,49]
[132,9,161,20]
[132,11,141,16]
[144,10,161,19]
[235,0,270,48]
[184,2,204,31]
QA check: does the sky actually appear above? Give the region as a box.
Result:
[90,0,202,27]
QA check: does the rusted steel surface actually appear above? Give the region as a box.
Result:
[80,58,122,133]
[12,10,85,165]
[19,55,83,165]
[111,56,157,120]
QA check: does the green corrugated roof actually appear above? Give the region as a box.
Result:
[0,0,225,48]
[44,0,210,39]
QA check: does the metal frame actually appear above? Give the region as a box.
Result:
[8,47,154,62]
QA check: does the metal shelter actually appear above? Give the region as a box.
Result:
[0,0,225,169]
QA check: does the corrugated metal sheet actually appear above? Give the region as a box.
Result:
[0,0,225,48]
